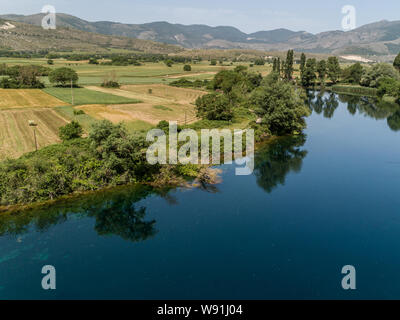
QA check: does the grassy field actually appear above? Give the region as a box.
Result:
[0,108,69,160]
[0,89,66,109]
[43,87,142,105]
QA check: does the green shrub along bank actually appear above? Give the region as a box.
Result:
[0,120,204,207]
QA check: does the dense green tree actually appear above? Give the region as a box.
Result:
[272,58,277,72]
[164,59,173,67]
[316,60,327,84]
[195,93,233,121]
[183,64,192,71]
[277,58,281,76]
[300,53,306,79]
[210,59,217,66]
[17,66,45,88]
[212,67,262,97]
[89,120,149,180]
[301,58,317,87]
[0,65,45,89]
[49,67,79,87]
[59,121,83,141]
[342,63,364,84]
[376,77,400,98]
[284,49,294,80]
[254,58,265,66]
[327,57,341,84]
[280,59,286,76]
[360,63,400,88]
[249,79,310,135]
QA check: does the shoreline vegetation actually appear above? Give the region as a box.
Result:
[328,85,378,97]
[1,50,400,213]
[0,135,282,216]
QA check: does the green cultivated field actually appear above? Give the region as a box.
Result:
[43,87,142,105]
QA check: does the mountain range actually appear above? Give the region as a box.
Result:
[1,13,400,58]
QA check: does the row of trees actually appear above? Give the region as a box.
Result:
[0,64,79,88]
[300,55,341,87]
[271,49,294,81]
[0,65,47,89]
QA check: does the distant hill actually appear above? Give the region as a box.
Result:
[1,13,400,59]
[0,17,182,54]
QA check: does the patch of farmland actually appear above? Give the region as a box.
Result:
[121,84,207,105]
[84,84,204,125]
[43,87,142,105]
[0,89,66,109]
[0,108,69,160]
[75,104,154,131]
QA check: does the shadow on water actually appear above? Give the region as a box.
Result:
[0,185,159,242]
[307,90,400,131]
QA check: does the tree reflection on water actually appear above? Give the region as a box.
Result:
[254,135,308,194]
[0,185,158,243]
[308,90,400,131]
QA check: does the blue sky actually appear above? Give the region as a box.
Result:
[0,0,399,33]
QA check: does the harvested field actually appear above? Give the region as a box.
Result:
[0,89,66,109]
[0,108,69,160]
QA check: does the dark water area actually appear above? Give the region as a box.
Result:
[1,91,400,299]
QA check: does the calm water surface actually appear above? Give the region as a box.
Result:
[1,92,400,299]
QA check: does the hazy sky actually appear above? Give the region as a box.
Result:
[1,0,399,33]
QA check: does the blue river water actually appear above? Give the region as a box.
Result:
[1,91,400,299]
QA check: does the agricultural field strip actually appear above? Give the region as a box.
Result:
[0,89,66,109]
[85,86,173,105]
[0,108,69,160]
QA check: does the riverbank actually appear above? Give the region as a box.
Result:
[0,131,283,215]
[328,84,378,97]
